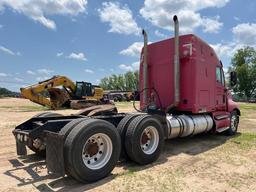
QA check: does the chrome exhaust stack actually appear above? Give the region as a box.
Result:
[142,29,148,106]
[173,15,180,107]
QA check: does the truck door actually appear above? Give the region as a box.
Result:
[215,67,226,110]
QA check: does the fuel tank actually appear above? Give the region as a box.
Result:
[166,114,213,139]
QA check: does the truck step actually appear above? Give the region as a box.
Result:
[216,126,230,133]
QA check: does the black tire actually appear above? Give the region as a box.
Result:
[59,118,88,137]
[59,118,89,177]
[125,115,164,165]
[117,114,141,160]
[28,112,63,156]
[64,119,121,182]
[226,111,239,135]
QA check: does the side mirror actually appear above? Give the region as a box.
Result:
[230,71,237,86]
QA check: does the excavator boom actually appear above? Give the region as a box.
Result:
[20,76,76,109]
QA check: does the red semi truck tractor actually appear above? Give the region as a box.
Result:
[13,16,240,182]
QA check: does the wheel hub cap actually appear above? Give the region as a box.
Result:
[82,133,113,170]
[85,142,99,157]
[140,126,159,155]
[141,132,150,144]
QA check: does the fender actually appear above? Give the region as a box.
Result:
[227,90,241,115]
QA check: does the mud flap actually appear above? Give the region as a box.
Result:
[16,141,27,156]
[45,131,65,176]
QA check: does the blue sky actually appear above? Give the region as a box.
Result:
[0,0,256,91]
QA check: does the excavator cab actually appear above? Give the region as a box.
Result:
[74,82,94,98]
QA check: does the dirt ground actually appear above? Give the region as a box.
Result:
[0,98,255,192]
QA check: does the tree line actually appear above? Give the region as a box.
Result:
[0,87,20,98]
[99,71,139,91]
[230,46,256,101]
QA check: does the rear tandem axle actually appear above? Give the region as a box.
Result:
[13,110,238,182]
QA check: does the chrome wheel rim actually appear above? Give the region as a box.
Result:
[140,126,159,155]
[82,133,112,170]
[231,115,238,132]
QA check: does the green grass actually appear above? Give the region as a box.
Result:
[239,102,256,110]
[114,101,139,109]
[230,132,256,150]
[122,167,137,177]
[0,104,48,111]
[248,171,256,178]
[18,105,48,111]
[0,106,13,109]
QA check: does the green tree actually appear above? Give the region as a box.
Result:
[99,71,139,91]
[231,46,256,100]
[0,87,20,97]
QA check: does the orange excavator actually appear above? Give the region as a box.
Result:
[20,75,108,109]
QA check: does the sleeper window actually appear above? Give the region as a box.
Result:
[216,67,221,83]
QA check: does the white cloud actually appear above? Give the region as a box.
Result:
[27,69,54,78]
[140,0,228,33]
[211,23,256,58]
[131,61,140,70]
[0,24,3,29]
[210,42,249,61]
[0,45,21,56]
[56,52,64,57]
[232,23,256,45]
[26,70,36,75]
[84,69,94,73]
[119,61,139,72]
[234,16,240,22]
[71,18,77,22]
[120,42,144,57]
[37,69,54,75]
[119,64,133,71]
[36,76,50,81]
[0,45,15,55]
[0,0,87,30]
[210,43,233,58]
[68,52,87,61]
[210,22,256,60]
[0,73,7,77]
[155,30,168,38]
[98,2,140,35]
[15,77,23,82]
[223,67,228,74]
[201,16,223,33]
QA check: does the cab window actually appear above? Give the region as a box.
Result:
[75,82,83,97]
[216,67,221,83]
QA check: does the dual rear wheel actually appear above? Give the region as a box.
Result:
[119,115,164,165]
[62,114,164,182]
[63,119,121,182]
